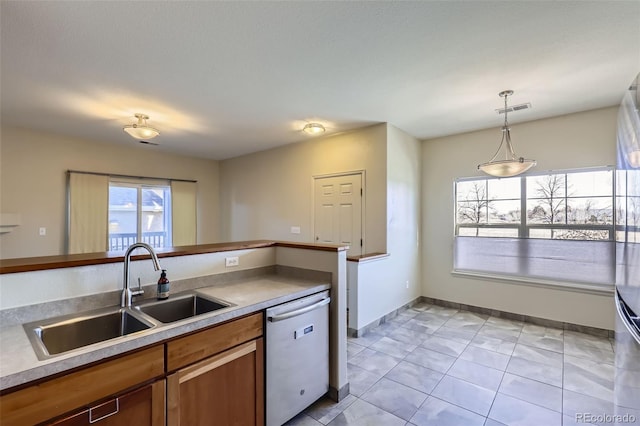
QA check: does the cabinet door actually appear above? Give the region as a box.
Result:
[167,338,264,426]
[45,380,165,426]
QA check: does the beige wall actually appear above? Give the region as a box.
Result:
[0,126,220,259]
[219,124,388,252]
[219,122,422,331]
[349,125,422,330]
[421,107,618,329]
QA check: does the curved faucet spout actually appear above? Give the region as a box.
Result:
[121,242,162,308]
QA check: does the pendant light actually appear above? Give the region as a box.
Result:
[478,90,536,177]
[123,113,160,140]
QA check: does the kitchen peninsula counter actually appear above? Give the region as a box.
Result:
[0,273,330,392]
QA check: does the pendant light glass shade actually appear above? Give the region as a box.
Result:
[478,90,536,177]
[123,113,159,140]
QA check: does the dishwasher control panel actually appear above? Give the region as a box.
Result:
[294,324,314,339]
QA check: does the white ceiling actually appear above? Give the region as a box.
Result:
[1,1,639,160]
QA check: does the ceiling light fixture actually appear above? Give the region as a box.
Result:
[478,90,536,177]
[303,122,325,135]
[123,113,160,140]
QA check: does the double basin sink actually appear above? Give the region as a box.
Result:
[24,293,233,360]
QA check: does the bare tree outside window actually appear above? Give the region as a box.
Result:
[457,182,492,236]
[528,174,567,225]
[456,168,614,241]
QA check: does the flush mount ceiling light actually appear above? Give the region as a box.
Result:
[303,122,325,135]
[478,90,536,177]
[123,113,160,140]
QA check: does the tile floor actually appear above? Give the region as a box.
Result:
[284,302,620,426]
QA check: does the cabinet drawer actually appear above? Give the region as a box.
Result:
[46,380,165,426]
[0,346,164,426]
[166,312,263,371]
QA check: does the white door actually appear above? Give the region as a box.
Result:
[314,174,363,256]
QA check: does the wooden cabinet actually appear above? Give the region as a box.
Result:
[166,312,264,426]
[0,346,164,426]
[1,312,265,426]
[168,338,264,426]
[46,380,165,426]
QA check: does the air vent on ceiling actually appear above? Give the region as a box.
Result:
[496,102,532,114]
[139,140,159,146]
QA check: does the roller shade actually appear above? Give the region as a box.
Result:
[454,236,615,286]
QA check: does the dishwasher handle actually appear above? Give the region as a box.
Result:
[267,297,330,322]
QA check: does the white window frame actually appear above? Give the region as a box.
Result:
[455,166,615,241]
[108,180,173,251]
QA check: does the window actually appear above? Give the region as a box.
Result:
[456,168,614,240]
[67,171,197,254]
[454,167,615,287]
[108,182,172,251]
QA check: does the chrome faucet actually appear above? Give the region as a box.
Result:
[121,242,161,308]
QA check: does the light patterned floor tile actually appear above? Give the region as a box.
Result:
[409,396,486,426]
[347,364,382,397]
[326,399,406,426]
[488,393,562,426]
[447,358,504,391]
[370,336,418,359]
[348,348,402,376]
[337,313,618,426]
[505,356,563,388]
[477,324,521,343]
[431,375,496,416]
[459,345,510,370]
[564,355,614,402]
[347,341,366,360]
[517,332,564,353]
[470,334,516,355]
[498,373,562,412]
[512,344,563,368]
[385,360,443,394]
[284,412,324,426]
[564,340,615,365]
[405,346,457,373]
[305,395,358,425]
[421,334,468,357]
[433,326,476,344]
[360,377,427,421]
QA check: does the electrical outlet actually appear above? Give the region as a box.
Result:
[290,226,301,234]
[405,280,409,289]
[225,256,239,267]
[39,227,46,236]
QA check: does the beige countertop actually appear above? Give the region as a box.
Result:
[0,274,330,392]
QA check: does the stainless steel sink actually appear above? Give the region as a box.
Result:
[135,294,231,323]
[23,292,232,360]
[24,308,155,360]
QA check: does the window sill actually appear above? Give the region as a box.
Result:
[451,270,614,296]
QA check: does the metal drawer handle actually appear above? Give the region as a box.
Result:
[89,398,119,423]
[268,297,330,322]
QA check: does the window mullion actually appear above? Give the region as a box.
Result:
[520,176,527,238]
[137,186,143,243]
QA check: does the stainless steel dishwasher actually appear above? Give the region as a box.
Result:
[266,290,330,426]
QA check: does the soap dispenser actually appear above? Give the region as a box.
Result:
[157,270,170,300]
